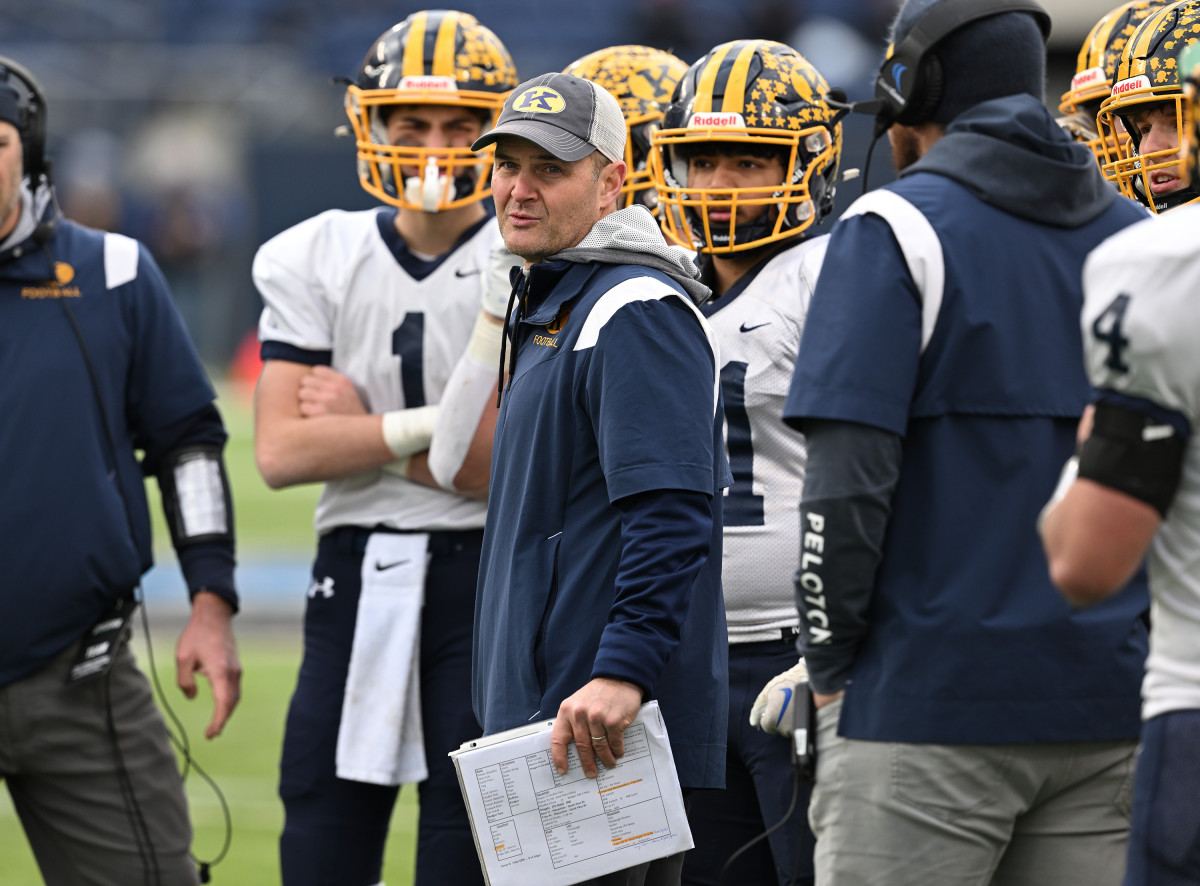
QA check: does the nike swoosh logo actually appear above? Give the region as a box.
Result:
[374,559,411,571]
[774,687,793,728]
[739,321,771,333]
[455,268,481,277]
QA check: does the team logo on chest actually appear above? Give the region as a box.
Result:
[21,262,82,299]
[534,308,570,348]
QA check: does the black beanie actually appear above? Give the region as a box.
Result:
[0,80,20,131]
[889,0,1046,123]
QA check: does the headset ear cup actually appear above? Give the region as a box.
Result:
[898,54,944,126]
[0,56,47,184]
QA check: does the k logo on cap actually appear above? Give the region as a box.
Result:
[513,87,566,114]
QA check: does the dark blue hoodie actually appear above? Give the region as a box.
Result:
[783,94,1150,743]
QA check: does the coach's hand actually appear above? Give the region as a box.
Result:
[177,591,242,739]
[750,659,809,735]
[551,677,642,778]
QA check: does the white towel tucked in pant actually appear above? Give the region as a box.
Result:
[336,532,430,785]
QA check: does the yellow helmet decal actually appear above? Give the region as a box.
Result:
[402,11,428,78]
[721,41,762,115]
[693,44,735,115]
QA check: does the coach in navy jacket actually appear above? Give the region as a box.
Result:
[471,72,730,855]
[758,3,1151,884]
[0,57,239,885]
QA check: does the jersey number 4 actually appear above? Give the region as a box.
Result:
[1091,293,1131,375]
[721,361,765,527]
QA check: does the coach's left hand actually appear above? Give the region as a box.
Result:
[177,591,242,739]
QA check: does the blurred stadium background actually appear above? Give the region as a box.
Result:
[0,0,1127,882]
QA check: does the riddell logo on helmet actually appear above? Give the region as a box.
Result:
[1072,67,1105,91]
[1111,75,1151,97]
[400,76,457,92]
[689,112,745,128]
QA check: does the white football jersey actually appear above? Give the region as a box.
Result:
[1082,205,1200,720]
[254,208,500,533]
[708,236,827,642]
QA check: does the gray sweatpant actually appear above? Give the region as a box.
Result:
[810,696,1137,886]
[0,638,198,886]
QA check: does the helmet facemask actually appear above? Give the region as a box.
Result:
[654,125,835,254]
[649,40,842,255]
[1095,1,1200,212]
[346,89,498,213]
[1100,91,1196,212]
[345,10,518,213]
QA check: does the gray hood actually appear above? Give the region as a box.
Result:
[549,205,710,305]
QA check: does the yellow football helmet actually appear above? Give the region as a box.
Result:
[563,45,689,212]
[1097,0,1200,212]
[650,40,842,254]
[1057,1,1172,167]
[344,10,518,212]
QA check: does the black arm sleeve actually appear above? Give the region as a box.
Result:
[794,419,902,694]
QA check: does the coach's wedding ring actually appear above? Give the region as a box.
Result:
[590,735,606,742]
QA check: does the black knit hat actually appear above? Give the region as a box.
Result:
[890,0,1046,123]
[0,79,20,131]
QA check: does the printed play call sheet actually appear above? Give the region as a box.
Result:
[451,701,693,886]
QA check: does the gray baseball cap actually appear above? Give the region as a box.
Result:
[472,72,626,163]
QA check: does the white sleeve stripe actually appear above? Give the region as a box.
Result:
[573,275,723,415]
[841,190,944,354]
[103,232,140,289]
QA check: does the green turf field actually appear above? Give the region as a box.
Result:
[0,634,420,885]
[0,385,424,884]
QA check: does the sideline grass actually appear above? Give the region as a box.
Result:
[0,386,434,882]
[0,630,419,885]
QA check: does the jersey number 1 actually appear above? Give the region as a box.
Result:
[721,361,765,527]
[392,313,426,407]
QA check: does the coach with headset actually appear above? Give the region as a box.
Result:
[754,0,1151,883]
[0,57,240,885]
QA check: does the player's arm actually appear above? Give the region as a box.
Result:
[253,359,435,488]
[1041,394,1187,606]
[421,311,503,498]
[791,419,902,708]
[424,244,520,498]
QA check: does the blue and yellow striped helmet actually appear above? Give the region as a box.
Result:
[344,10,518,211]
[650,40,842,254]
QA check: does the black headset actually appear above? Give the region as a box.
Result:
[0,54,49,186]
[862,0,1051,131]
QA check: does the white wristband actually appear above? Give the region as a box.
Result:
[381,405,440,459]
